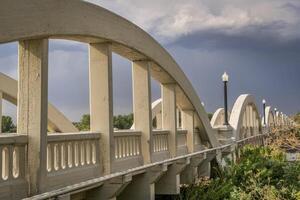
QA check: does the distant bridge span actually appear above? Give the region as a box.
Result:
[0,1,295,199]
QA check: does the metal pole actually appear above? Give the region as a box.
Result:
[263,103,266,125]
[224,81,229,125]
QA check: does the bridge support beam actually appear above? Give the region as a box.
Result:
[161,83,177,157]
[86,174,132,200]
[132,60,152,163]
[118,165,167,200]
[155,158,189,195]
[89,42,114,175]
[180,154,204,184]
[18,39,49,194]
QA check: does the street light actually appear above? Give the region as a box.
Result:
[262,99,266,125]
[222,72,229,125]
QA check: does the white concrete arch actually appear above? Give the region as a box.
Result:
[210,108,230,128]
[0,0,218,146]
[0,72,78,132]
[265,106,275,128]
[229,94,261,140]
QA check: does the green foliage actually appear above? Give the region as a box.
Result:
[180,146,300,200]
[113,114,133,130]
[74,113,134,131]
[74,114,90,131]
[208,113,213,120]
[1,116,16,133]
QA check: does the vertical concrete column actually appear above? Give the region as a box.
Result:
[182,110,194,153]
[176,109,180,128]
[89,43,114,175]
[0,92,2,133]
[161,83,177,157]
[18,39,48,195]
[156,113,162,129]
[132,60,152,163]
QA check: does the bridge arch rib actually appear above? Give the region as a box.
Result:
[229,94,262,140]
[0,0,218,146]
[0,72,78,132]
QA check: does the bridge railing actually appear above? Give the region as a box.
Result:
[0,134,27,199]
[112,130,143,172]
[46,132,101,190]
[152,130,170,162]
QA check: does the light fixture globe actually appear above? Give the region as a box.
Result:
[222,72,229,82]
[262,99,266,104]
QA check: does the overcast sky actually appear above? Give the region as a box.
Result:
[1,0,300,122]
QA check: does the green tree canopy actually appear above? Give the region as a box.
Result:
[74,113,134,131]
[1,116,16,133]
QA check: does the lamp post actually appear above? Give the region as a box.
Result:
[262,99,266,126]
[274,108,277,126]
[222,72,229,125]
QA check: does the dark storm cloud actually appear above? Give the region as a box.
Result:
[169,22,300,54]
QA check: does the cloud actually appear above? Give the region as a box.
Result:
[88,0,300,43]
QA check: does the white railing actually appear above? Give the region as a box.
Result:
[112,130,143,172]
[0,134,27,199]
[46,132,101,190]
[153,130,169,153]
[152,130,170,162]
[177,129,188,156]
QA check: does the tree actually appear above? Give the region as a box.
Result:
[74,113,134,131]
[74,114,90,131]
[1,116,16,133]
[113,114,133,130]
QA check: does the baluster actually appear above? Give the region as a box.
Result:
[129,137,132,156]
[61,143,66,169]
[67,142,73,168]
[91,141,96,164]
[86,141,91,165]
[80,142,85,166]
[0,146,2,182]
[115,138,118,159]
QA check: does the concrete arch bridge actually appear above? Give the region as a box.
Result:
[0,1,295,199]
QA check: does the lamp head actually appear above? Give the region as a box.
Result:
[262,99,266,104]
[222,72,229,82]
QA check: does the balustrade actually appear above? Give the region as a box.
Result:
[112,130,143,172]
[0,134,27,199]
[46,132,101,190]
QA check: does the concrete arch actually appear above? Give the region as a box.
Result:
[0,72,78,132]
[229,94,261,140]
[0,0,218,146]
[210,108,231,128]
[265,106,274,127]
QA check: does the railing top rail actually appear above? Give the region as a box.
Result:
[0,133,28,145]
[28,133,269,200]
[47,132,100,142]
[153,130,169,135]
[177,129,188,134]
[114,130,142,137]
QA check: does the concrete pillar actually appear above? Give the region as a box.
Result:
[18,39,48,194]
[155,159,188,195]
[182,110,194,153]
[132,60,152,163]
[161,83,177,157]
[0,92,2,133]
[89,43,114,175]
[156,113,162,129]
